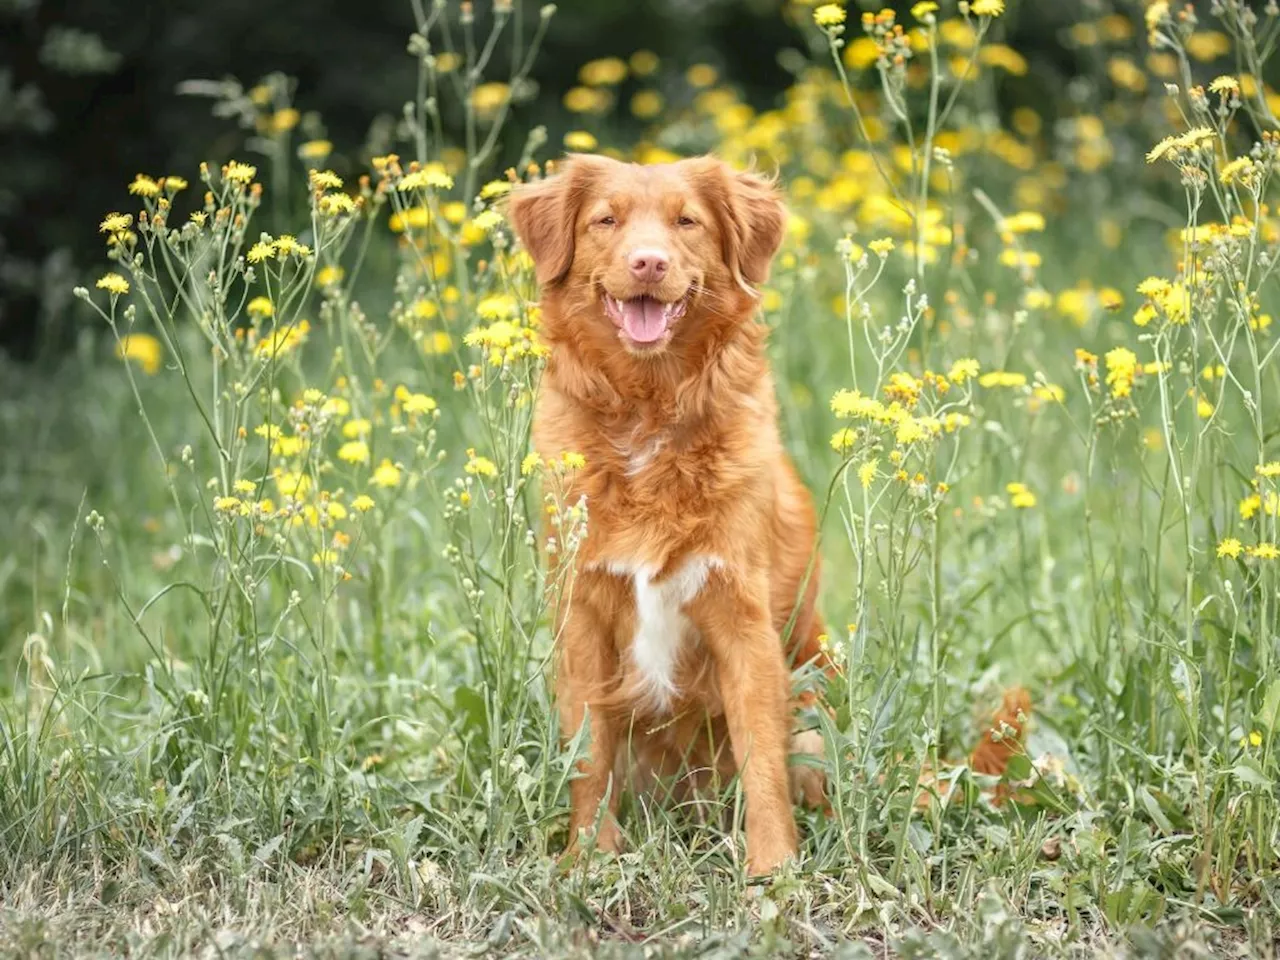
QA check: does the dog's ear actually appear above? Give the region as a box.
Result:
[726,169,786,289]
[687,158,787,293]
[507,154,605,286]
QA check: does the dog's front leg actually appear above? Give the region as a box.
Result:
[688,575,797,875]
[557,599,623,858]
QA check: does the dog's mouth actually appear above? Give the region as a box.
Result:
[602,293,690,347]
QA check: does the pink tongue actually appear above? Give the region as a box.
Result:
[620,297,668,343]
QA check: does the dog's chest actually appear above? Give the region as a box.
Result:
[605,556,723,713]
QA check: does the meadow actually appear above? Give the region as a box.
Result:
[3,0,1280,955]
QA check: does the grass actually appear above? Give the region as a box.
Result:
[4,1,1280,956]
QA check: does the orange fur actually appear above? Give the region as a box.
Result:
[509,155,830,875]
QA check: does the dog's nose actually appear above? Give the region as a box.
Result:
[628,248,669,283]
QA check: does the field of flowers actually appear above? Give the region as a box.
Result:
[3,0,1280,955]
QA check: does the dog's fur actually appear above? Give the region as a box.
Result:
[509,154,829,875]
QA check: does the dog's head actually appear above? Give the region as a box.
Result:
[508,154,785,354]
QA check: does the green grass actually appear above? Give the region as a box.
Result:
[5,2,1280,956]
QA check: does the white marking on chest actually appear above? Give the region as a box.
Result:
[605,556,723,712]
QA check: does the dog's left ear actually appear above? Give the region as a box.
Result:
[726,169,787,289]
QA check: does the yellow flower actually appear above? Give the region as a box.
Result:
[465,449,499,478]
[316,265,345,287]
[1257,462,1280,478]
[233,479,257,494]
[1250,542,1280,560]
[255,320,311,360]
[214,496,247,515]
[338,440,370,464]
[472,82,510,113]
[270,108,300,133]
[949,358,980,383]
[99,212,132,234]
[561,452,587,470]
[1145,136,1178,164]
[563,130,599,152]
[351,494,376,512]
[371,459,402,488]
[224,160,257,184]
[579,56,628,86]
[911,2,939,20]
[115,333,162,375]
[299,140,333,161]
[631,90,664,118]
[318,193,356,216]
[479,180,513,201]
[978,371,1027,388]
[521,453,542,476]
[1208,75,1239,95]
[1104,347,1138,398]
[247,241,275,264]
[868,238,895,257]
[398,168,454,191]
[403,393,437,415]
[858,459,878,488]
[970,0,1005,16]
[1006,482,1036,508]
[128,175,161,197]
[247,296,274,319]
[831,428,856,453]
[1217,538,1243,559]
[162,176,188,193]
[814,4,846,27]
[96,273,130,296]
[309,169,344,191]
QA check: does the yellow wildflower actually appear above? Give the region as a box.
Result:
[338,441,370,464]
[128,175,161,197]
[371,459,402,488]
[1006,482,1036,508]
[971,0,1004,16]
[96,273,130,296]
[814,4,846,27]
[465,449,498,478]
[115,333,162,375]
[831,428,856,453]
[1217,538,1243,559]
[351,494,376,512]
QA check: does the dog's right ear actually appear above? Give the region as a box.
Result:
[507,154,604,287]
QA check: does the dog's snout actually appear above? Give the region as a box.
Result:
[628,248,669,283]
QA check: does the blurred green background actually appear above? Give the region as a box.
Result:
[1,0,1122,361]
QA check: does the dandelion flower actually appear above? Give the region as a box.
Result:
[1250,542,1280,560]
[561,451,587,470]
[1145,136,1177,164]
[129,175,161,197]
[309,169,343,191]
[911,2,939,19]
[521,453,542,476]
[372,459,402,488]
[858,459,878,488]
[99,212,132,234]
[1217,538,1243,559]
[338,440,370,464]
[224,161,257,184]
[465,449,498,478]
[814,4,846,27]
[831,428,856,453]
[971,0,1005,16]
[96,273,130,296]
[403,393,437,415]
[868,238,895,257]
[351,494,376,512]
[247,241,275,264]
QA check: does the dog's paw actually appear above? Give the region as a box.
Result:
[789,729,829,811]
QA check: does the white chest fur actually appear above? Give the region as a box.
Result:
[604,556,723,712]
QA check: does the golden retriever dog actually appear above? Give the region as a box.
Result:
[509,154,829,875]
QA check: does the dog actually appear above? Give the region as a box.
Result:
[508,154,829,876]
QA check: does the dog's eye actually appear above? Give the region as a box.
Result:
[676,215,697,227]
[597,215,617,226]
